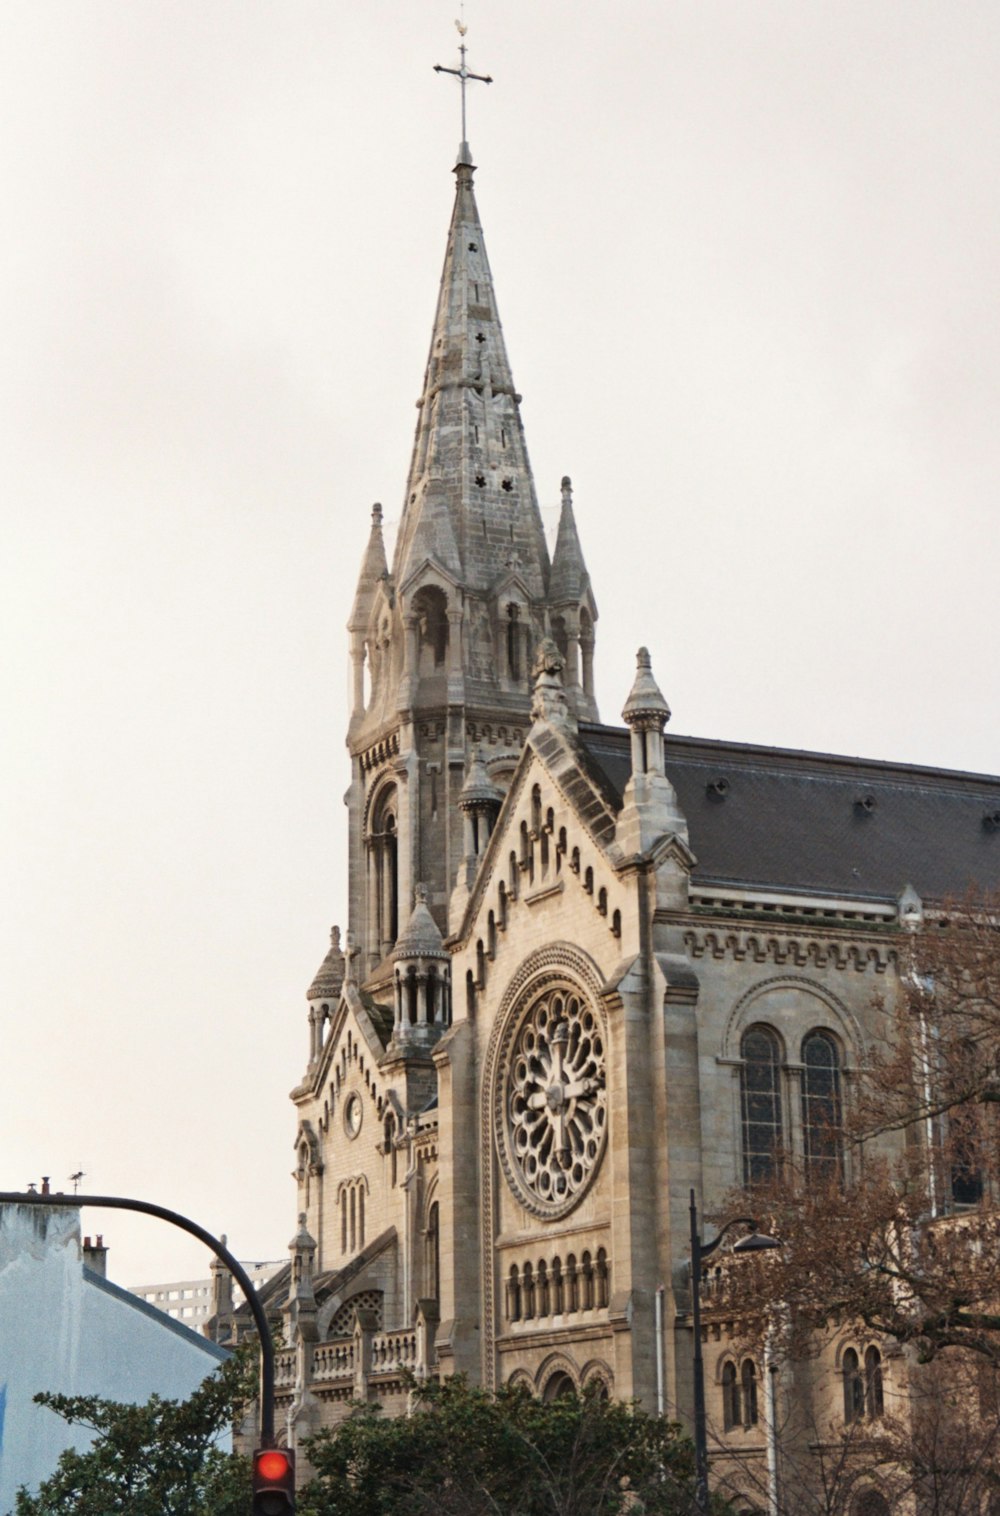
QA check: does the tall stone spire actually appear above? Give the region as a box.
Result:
[392,151,550,602]
[343,143,601,979]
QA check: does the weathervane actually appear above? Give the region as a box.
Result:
[433,14,492,150]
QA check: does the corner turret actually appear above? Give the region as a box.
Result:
[617,648,688,856]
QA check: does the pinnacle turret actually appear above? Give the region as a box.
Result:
[348,504,388,632]
[550,477,591,605]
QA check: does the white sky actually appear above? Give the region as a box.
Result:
[2,1,998,1290]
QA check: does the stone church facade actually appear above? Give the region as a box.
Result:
[216,140,1000,1501]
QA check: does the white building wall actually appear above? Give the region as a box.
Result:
[0,1203,229,1511]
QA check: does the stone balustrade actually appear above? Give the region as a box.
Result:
[274,1348,297,1389]
[370,1328,417,1372]
[312,1340,356,1382]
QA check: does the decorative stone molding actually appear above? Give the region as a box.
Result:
[720,974,864,1065]
[683,927,897,975]
[359,733,401,773]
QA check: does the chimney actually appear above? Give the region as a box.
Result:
[83,1233,108,1278]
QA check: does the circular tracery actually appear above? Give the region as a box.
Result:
[499,983,607,1218]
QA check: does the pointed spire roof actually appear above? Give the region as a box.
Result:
[392,153,550,600]
[348,504,388,631]
[459,745,503,809]
[393,884,448,960]
[550,476,592,606]
[622,647,671,729]
[307,925,345,1002]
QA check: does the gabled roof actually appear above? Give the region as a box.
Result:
[84,1269,229,1361]
[580,722,1000,904]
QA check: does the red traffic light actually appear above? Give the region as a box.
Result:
[252,1445,295,1514]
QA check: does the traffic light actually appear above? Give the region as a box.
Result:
[252,1445,296,1514]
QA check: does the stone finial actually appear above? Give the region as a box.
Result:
[897,883,923,929]
[622,647,671,730]
[344,932,359,989]
[530,637,574,730]
[290,1212,317,1256]
[532,635,564,681]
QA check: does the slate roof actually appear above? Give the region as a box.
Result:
[580,723,1000,904]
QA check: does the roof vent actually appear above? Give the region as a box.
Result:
[706,777,729,802]
[983,810,1000,834]
[855,795,877,815]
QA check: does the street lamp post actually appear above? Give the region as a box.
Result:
[689,1188,780,1513]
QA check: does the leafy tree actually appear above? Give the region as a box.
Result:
[13,1351,253,1516]
[300,1374,702,1516]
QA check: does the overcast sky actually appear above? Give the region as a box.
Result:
[2,1,998,1290]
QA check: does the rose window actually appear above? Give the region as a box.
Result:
[500,985,607,1218]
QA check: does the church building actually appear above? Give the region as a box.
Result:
[216,128,1000,1496]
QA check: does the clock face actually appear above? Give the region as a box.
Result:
[498,983,607,1219]
[344,1093,363,1138]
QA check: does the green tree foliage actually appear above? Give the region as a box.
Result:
[300,1375,700,1516]
[13,1352,253,1516]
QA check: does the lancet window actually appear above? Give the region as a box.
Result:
[366,784,399,959]
[740,1025,783,1183]
[801,1030,843,1181]
[412,585,449,670]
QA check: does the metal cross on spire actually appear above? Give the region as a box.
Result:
[433,16,492,152]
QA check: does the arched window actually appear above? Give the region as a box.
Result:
[542,1370,576,1403]
[522,1262,535,1319]
[741,1025,783,1183]
[368,785,399,958]
[722,1361,740,1431]
[801,1030,843,1181]
[741,1360,759,1427]
[427,1201,440,1303]
[507,1264,521,1321]
[412,585,449,669]
[581,1251,594,1310]
[537,1260,550,1316]
[552,1257,564,1314]
[565,1254,579,1313]
[852,1493,890,1516]
[384,1114,397,1187]
[843,1348,865,1423]
[864,1345,884,1419]
[595,1248,610,1308]
[506,603,521,680]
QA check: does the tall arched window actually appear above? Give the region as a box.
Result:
[741,1025,783,1183]
[801,1030,843,1182]
[412,585,449,669]
[843,1348,865,1423]
[865,1345,884,1419]
[368,785,399,959]
[427,1201,440,1303]
[741,1360,759,1427]
[722,1361,740,1431]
